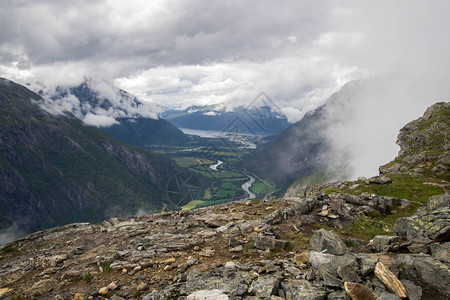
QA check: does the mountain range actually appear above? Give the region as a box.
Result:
[162,104,291,135]
[0,78,186,236]
[36,80,190,147]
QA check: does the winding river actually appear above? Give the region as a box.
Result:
[209,160,223,171]
[208,160,256,200]
[241,175,256,200]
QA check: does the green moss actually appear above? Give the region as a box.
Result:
[328,174,444,203]
[323,188,339,194]
[289,167,341,193]
[0,245,21,261]
[281,233,311,252]
[99,259,113,273]
[343,202,420,241]
[82,273,93,282]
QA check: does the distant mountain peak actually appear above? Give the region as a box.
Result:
[35,79,160,127]
[162,104,290,135]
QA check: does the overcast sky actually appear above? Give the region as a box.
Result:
[1,0,449,121]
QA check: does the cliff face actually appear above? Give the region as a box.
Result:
[0,101,448,300]
[0,78,183,235]
[380,102,450,177]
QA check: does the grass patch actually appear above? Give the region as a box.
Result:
[173,157,212,167]
[0,245,21,261]
[323,174,444,203]
[291,167,340,189]
[182,200,205,210]
[82,273,93,282]
[321,201,421,242]
[351,175,444,202]
[281,233,311,252]
[250,180,271,195]
[99,258,113,273]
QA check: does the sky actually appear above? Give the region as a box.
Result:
[1,0,450,177]
[1,1,447,113]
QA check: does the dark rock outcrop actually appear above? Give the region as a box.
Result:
[392,194,450,243]
[310,229,348,255]
[380,102,450,176]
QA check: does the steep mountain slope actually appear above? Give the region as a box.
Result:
[163,105,290,135]
[242,104,330,189]
[102,117,190,147]
[39,80,190,146]
[0,78,183,235]
[241,81,364,189]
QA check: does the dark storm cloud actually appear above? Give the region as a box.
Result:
[0,0,333,67]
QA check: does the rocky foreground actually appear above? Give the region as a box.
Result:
[0,186,448,300]
[0,104,448,299]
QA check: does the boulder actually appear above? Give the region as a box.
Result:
[228,237,241,248]
[248,276,280,298]
[430,242,450,263]
[327,291,350,300]
[400,280,422,300]
[391,209,450,243]
[378,292,401,300]
[322,271,342,287]
[0,289,12,297]
[367,176,393,185]
[253,236,273,250]
[427,194,450,211]
[294,252,310,264]
[281,279,326,300]
[391,194,450,243]
[309,252,356,277]
[337,264,361,282]
[372,235,400,252]
[179,268,253,299]
[98,287,109,295]
[374,262,407,298]
[406,243,428,254]
[344,282,376,300]
[358,256,379,277]
[186,289,229,300]
[395,254,450,299]
[310,229,347,255]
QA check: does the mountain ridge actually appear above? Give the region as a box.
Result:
[163,104,291,135]
[36,80,190,146]
[0,78,184,236]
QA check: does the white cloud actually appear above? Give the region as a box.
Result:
[0,222,25,245]
[280,107,303,123]
[83,113,119,127]
[324,75,450,179]
[203,111,217,116]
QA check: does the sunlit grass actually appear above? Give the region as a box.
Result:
[181,200,205,210]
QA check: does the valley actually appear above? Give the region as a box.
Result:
[147,128,279,210]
